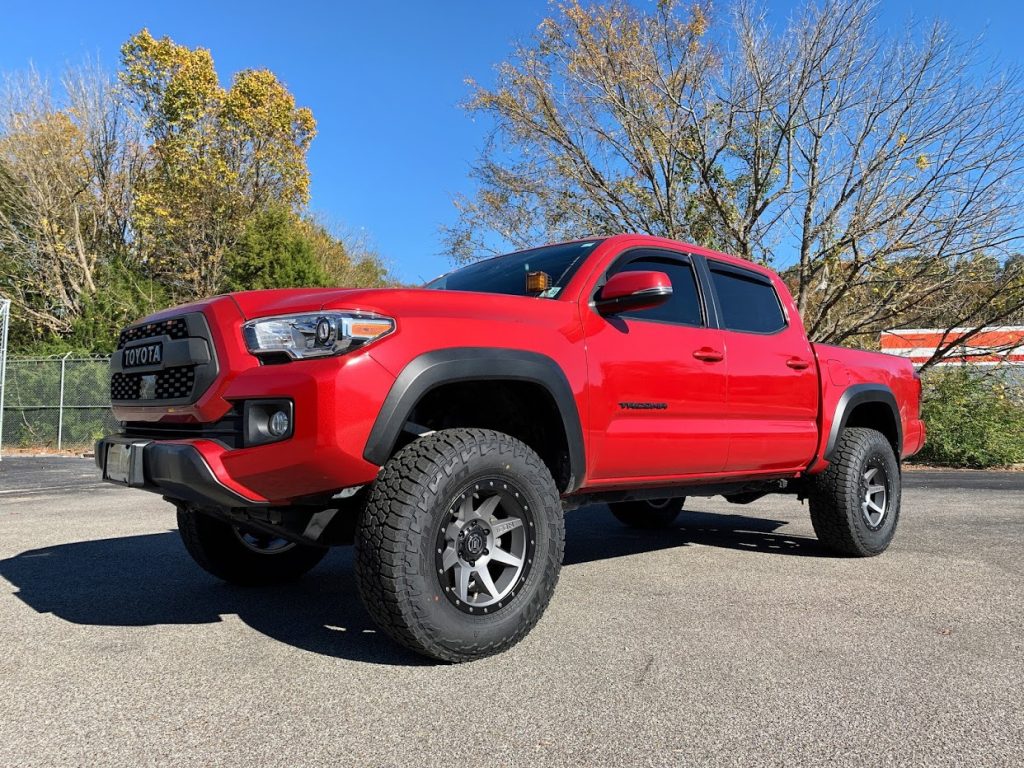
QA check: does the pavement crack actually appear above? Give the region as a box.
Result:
[636,653,655,685]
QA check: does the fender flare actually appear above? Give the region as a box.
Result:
[363,348,586,492]
[824,383,902,460]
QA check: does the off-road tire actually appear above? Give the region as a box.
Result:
[177,507,328,586]
[354,428,564,663]
[610,498,685,529]
[808,427,901,557]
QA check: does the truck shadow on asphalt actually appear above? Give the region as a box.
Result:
[0,507,825,666]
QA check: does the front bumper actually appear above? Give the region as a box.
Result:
[101,345,399,507]
[96,437,262,508]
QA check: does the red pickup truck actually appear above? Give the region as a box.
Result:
[97,234,925,661]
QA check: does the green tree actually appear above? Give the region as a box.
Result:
[222,207,328,291]
[223,210,394,292]
[67,258,169,354]
[299,217,393,288]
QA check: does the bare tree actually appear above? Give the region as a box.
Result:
[696,0,1024,362]
[444,1,718,260]
[450,0,1024,366]
[63,61,146,264]
[0,64,142,337]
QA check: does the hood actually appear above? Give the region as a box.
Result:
[226,287,409,320]
[226,286,574,324]
[135,286,573,329]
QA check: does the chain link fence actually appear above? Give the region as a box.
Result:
[1,355,117,453]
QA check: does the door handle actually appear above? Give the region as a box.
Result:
[693,347,725,363]
[786,357,811,370]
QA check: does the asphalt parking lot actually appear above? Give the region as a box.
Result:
[0,457,1021,767]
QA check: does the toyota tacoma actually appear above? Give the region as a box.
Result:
[97,234,926,662]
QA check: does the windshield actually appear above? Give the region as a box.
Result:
[425,240,603,298]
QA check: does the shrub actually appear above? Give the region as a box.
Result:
[917,367,1024,468]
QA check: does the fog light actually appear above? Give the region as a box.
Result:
[268,410,290,437]
[242,400,293,446]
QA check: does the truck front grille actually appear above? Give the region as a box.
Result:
[117,318,189,349]
[110,313,218,406]
[111,366,197,401]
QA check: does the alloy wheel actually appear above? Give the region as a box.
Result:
[435,479,535,614]
[861,464,888,529]
[232,525,297,555]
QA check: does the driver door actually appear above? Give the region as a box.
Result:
[583,248,730,482]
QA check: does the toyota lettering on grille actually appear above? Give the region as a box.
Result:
[123,342,163,368]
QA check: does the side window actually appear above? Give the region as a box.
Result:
[709,265,786,334]
[611,253,703,326]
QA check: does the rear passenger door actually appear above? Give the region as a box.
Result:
[705,260,819,472]
[584,248,731,480]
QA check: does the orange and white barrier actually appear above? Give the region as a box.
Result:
[880,327,1024,366]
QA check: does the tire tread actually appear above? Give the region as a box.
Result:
[354,428,563,662]
[808,427,900,557]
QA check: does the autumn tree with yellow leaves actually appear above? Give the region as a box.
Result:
[448,0,1024,367]
[0,31,389,351]
[120,29,316,296]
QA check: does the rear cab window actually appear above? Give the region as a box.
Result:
[708,263,786,334]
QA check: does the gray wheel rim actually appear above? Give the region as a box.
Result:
[233,526,296,555]
[435,480,534,613]
[861,464,888,529]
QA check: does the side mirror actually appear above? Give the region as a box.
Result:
[595,270,673,315]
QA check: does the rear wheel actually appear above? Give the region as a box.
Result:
[609,497,685,529]
[808,427,901,556]
[355,428,564,663]
[176,507,327,586]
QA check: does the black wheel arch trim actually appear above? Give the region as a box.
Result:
[823,383,902,461]
[363,347,586,492]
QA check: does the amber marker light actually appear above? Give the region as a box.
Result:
[526,271,551,293]
[350,320,394,338]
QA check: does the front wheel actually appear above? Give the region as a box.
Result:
[177,507,328,586]
[808,427,901,557]
[354,428,564,663]
[609,497,685,529]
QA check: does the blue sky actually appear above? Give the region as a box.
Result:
[2,1,1022,283]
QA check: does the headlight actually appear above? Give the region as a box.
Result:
[242,312,394,360]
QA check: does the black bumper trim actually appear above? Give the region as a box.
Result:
[97,438,264,509]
